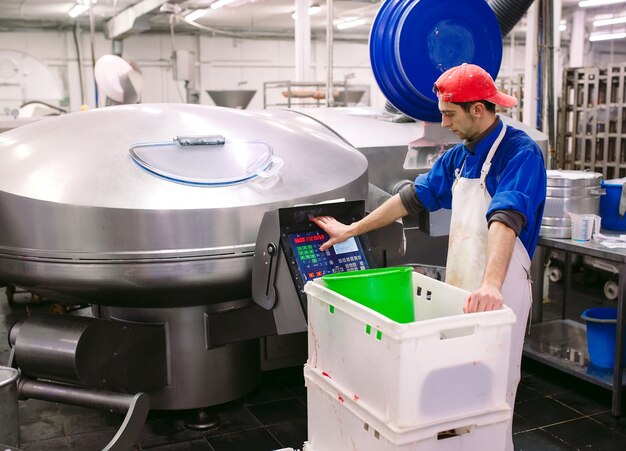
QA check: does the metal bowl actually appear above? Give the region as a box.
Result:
[206,90,257,109]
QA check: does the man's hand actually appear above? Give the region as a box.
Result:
[463,221,515,313]
[310,194,410,252]
[310,216,355,252]
[464,284,504,313]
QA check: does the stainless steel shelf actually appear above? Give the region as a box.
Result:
[524,319,626,390]
[262,80,369,109]
[529,236,626,416]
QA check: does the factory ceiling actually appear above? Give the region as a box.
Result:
[0,0,383,39]
[0,0,623,42]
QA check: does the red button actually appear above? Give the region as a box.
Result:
[309,272,315,278]
[316,271,322,277]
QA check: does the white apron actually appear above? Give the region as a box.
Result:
[445,124,532,451]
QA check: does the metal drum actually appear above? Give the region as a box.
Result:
[0,104,368,307]
[541,170,604,238]
[0,104,368,410]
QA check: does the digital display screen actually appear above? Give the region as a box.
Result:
[333,238,359,254]
[287,230,369,283]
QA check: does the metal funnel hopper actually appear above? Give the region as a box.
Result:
[206,90,257,109]
[333,89,366,106]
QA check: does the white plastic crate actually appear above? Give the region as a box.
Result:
[305,365,511,451]
[304,271,516,428]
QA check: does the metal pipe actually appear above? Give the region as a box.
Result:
[89,3,98,106]
[540,0,557,169]
[72,23,85,105]
[294,0,311,82]
[112,39,123,57]
[523,2,539,128]
[18,377,150,451]
[18,377,141,412]
[530,246,545,323]
[326,0,334,108]
[489,0,535,37]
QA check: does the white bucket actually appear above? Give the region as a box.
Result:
[568,213,601,242]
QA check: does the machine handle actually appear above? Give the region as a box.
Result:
[590,188,606,196]
[246,155,283,179]
[263,242,279,309]
[256,156,284,178]
[174,135,226,146]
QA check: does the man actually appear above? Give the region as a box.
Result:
[312,63,546,451]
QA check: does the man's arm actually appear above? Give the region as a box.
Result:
[312,193,409,252]
[464,221,516,313]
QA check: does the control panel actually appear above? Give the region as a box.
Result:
[252,200,375,333]
[276,201,373,313]
[287,231,368,284]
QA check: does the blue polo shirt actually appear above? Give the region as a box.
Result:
[413,120,547,258]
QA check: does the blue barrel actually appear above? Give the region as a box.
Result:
[369,0,503,122]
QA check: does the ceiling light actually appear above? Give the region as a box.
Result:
[593,15,626,26]
[589,31,626,40]
[185,9,208,23]
[68,0,96,18]
[559,19,567,31]
[69,4,89,17]
[336,18,367,30]
[210,0,237,9]
[579,0,626,7]
[291,4,322,19]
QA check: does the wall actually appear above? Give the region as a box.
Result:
[0,29,385,113]
[4,27,616,117]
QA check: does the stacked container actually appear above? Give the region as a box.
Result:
[540,170,604,238]
[303,271,516,451]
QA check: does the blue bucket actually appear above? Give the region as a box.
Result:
[581,307,626,369]
[599,179,626,231]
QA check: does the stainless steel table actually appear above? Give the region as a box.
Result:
[524,236,626,416]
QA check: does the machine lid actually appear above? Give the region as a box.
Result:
[129,135,280,186]
[0,105,368,210]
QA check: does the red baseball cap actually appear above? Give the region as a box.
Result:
[434,63,517,108]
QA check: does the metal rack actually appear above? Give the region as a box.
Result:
[557,64,626,178]
[526,236,626,416]
[262,80,369,109]
[495,73,524,122]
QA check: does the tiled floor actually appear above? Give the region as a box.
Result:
[2,266,626,451]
